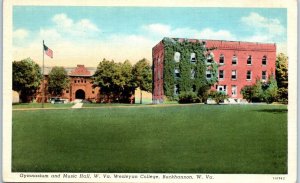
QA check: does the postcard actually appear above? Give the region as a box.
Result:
[2,0,297,182]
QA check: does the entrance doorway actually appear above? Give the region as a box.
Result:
[75,89,85,99]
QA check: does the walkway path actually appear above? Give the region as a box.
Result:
[71,102,83,109]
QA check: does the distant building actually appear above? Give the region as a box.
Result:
[36,65,100,102]
[152,38,276,103]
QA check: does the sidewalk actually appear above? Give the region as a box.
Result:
[72,103,83,109]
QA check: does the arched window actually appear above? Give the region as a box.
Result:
[232,55,237,65]
[247,55,252,65]
[174,52,180,62]
[190,53,196,63]
[262,56,267,65]
[219,54,224,64]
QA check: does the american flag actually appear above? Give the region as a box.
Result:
[44,44,53,58]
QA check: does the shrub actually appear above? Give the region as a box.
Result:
[178,91,199,103]
[208,90,229,104]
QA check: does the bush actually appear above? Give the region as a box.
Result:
[208,90,229,104]
[178,91,199,103]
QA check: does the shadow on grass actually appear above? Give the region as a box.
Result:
[255,108,288,114]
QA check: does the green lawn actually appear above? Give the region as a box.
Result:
[13,103,74,109]
[12,104,287,173]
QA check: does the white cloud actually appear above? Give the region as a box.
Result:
[143,23,236,41]
[143,24,171,35]
[240,12,286,43]
[51,13,100,37]
[199,28,236,41]
[13,29,29,40]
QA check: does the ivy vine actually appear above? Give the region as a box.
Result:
[162,37,218,100]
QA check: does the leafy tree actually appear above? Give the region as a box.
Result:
[178,91,199,103]
[119,60,135,103]
[250,78,265,102]
[12,58,42,102]
[240,85,254,102]
[208,90,229,104]
[48,66,70,96]
[133,58,152,104]
[93,59,136,103]
[93,59,120,102]
[264,74,278,103]
[276,53,288,103]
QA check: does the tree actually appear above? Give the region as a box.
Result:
[12,58,42,102]
[276,53,288,103]
[240,85,254,102]
[208,90,229,104]
[48,66,70,96]
[178,91,199,103]
[133,58,152,104]
[93,59,120,102]
[93,59,136,103]
[264,74,278,104]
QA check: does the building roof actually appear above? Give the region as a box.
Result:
[157,37,276,52]
[42,65,97,76]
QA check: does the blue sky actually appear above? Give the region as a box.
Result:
[13,6,287,66]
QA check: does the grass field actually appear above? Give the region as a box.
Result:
[12,104,287,173]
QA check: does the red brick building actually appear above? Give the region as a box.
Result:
[36,65,100,102]
[152,38,276,103]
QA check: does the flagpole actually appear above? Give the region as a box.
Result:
[42,40,45,108]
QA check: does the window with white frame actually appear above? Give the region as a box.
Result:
[232,55,237,65]
[174,69,180,78]
[219,54,224,65]
[174,52,180,62]
[191,69,195,79]
[206,52,213,64]
[247,55,252,65]
[219,70,224,79]
[262,56,267,65]
[190,53,196,63]
[217,85,226,93]
[246,70,251,80]
[206,70,212,79]
[262,71,267,80]
[174,84,179,95]
[231,85,237,96]
[231,70,237,80]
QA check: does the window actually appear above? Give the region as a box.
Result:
[231,70,237,80]
[219,70,224,79]
[262,71,267,80]
[190,53,196,63]
[191,69,195,79]
[262,56,267,65]
[232,55,237,65]
[174,52,180,62]
[232,85,237,96]
[219,54,224,65]
[174,69,180,78]
[206,70,212,79]
[92,90,95,94]
[217,85,226,93]
[66,90,69,93]
[206,52,214,64]
[174,84,179,95]
[74,80,77,83]
[246,70,251,80]
[247,55,252,65]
